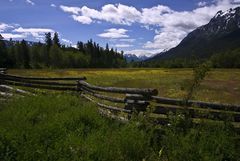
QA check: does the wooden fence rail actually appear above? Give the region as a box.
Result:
[77,81,240,127]
[1,68,240,128]
[0,71,85,91]
[0,73,86,81]
[78,80,158,96]
[0,68,7,74]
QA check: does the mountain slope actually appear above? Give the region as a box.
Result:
[124,54,149,62]
[149,7,240,61]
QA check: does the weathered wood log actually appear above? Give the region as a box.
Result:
[0,85,34,96]
[81,85,96,93]
[124,93,150,112]
[0,76,77,86]
[125,94,151,101]
[152,105,240,122]
[0,68,7,74]
[0,73,86,81]
[81,94,131,113]
[0,92,13,98]
[151,96,240,112]
[82,88,125,103]
[78,80,158,95]
[125,100,149,104]
[1,80,76,91]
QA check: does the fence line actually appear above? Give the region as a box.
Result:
[78,80,158,95]
[0,76,77,86]
[0,73,86,81]
[1,68,240,128]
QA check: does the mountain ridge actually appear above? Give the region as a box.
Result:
[148,6,240,62]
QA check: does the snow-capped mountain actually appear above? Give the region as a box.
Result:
[149,6,240,61]
[124,54,149,62]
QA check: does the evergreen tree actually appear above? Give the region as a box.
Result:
[39,45,49,67]
[53,32,60,47]
[0,40,8,67]
[49,44,62,68]
[45,32,52,50]
[77,41,85,53]
[1,35,127,69]
[20,40,30,68]
[30,43,42,68]
[7,39,16,67]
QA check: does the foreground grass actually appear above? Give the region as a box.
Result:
[9,68,240,104]
[0,94,239,161]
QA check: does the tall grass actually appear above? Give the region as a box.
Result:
[0,94,239,161]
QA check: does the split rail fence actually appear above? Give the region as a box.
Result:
[1,68,240,128]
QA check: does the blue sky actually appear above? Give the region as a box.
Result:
[0,0,239,56]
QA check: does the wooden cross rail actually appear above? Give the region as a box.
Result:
[151,96,240,112]
[0,76,77,86]
[0,69,83,91]
[78,80,158,96]
[0,73,86,81]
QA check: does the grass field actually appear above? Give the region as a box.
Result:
[0,94,239,161]
[1,68,240,160]
[9,68,240,104]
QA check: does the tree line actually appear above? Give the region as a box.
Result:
[128,48,240,68]
[0,33,127,69]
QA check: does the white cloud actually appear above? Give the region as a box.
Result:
[60,5,81,14]
[62,38,72,44]
[115,44,133,48]
[119,39,136,42]
[124,49,163,57]
[60,4,141,25]
[13,27,54,39]
[26,0,34,5]
[143,0,239,50]
[51,4,56,8]
[72,15,93,24]
[0,23,13,32]
[144,29,187,49]
[1,33,26,39]
[140,5,173,25]
[60,0,240,56]
[98,28,129,39]
[198,1,207,7]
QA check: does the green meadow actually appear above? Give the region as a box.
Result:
[1,68,240,161]
[9,68,240,104]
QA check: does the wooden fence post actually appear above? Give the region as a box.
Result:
[77,81,82,92]
[124,94,150,112]
[0,68,6,85]
[0,68,7,75]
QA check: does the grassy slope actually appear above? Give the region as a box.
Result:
[0,94,239,161]
[0,94,154,161]
[9,68,240,104]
